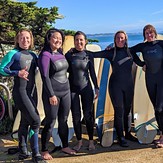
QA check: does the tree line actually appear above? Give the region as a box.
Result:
[0,0,98,55]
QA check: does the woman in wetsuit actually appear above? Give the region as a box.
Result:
[130,24,163,148]
[65,31,99,151]
[92,31,145,147]
[38,28,76,160]
[0,29,45,163]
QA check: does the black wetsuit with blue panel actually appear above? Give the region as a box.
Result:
[65,49,98,141]
[92,47,145,139]
[38,50,70,152]
[0,48,40,156]
[130,40,163,132]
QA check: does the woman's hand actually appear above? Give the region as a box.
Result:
[18,66,29,81]
[49,95,58,105]
[105,43,114,50]
[142,65,146,72]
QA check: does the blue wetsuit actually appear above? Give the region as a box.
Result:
[92,47,145,138]
[65,49,98,141]
[130,40,163,132]
[0,48,40,156]
[38,50,70,151]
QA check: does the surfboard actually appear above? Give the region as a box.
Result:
[86,44,101,119]
[101,66,115,147]
[133,54,158,144]
[94,58,115,147]
[62,35,74,54]
[133,35,163,144]
[86,44,101,76]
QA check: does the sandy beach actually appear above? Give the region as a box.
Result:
[0,125,163,163]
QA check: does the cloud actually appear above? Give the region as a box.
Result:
[151,9,163,15]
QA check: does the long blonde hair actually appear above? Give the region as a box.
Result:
[112,30,132,61]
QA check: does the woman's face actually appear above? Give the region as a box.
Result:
[144,29,156,42]
[49,32,63,52]
[18,31,31,50]
[115,33,126,48]
[74,34,86,51]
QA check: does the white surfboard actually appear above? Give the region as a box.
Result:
[133,54,158,144]
[86,44,101,76]
[133,35,163,144]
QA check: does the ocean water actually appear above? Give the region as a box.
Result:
[87,33,144,50]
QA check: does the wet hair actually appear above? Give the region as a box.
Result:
[112,30,131,61]
[14,28,34,49]
[143,24,157,41]
[74,31,87,40]
[43,28,65,53]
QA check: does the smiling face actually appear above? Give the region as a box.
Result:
[114,32,127,48]
[49,32,63,52]
[17,31,32,50]
[144,29,156,42]
[74,34,87,51]
[143,24,157,42]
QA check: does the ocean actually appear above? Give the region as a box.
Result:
[87,33,144,50]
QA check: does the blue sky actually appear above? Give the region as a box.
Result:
[18,0,163,34]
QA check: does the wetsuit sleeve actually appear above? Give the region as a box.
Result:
[91,49,113,61]
[39,52,55,97]
[130,49,145,67]
[130,43,143,54]
[0,49,19,76]
[88,54,99,89]
[130,43,145,67]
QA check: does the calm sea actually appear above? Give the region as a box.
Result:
[87,33,144,50]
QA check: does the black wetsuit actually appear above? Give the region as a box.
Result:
[130,40,163,132]
[38,50,70,151]
[92,47,144,138]
[0,48,40,156]
[65,49,98,141]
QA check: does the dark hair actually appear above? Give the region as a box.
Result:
[143,24,157,41]
[43,28,65,52]
[74,31,87,40]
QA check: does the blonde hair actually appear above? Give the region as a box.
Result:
[112,30,131,61]
[14,28,34,49]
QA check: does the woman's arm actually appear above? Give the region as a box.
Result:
[0,49,19,76]
[89,54,99,99]
[38,52,55,97]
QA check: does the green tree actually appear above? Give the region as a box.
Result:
[0,0,99,55]
[0,0,62,53]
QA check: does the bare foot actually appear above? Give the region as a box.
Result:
[41,151,53,160]
[156,136,163,148]
[88,140,95,151]
[154,135,163,144]
[62,147,76,155]
[73,140,83,152]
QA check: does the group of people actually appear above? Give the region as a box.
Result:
[0,24,163,162]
